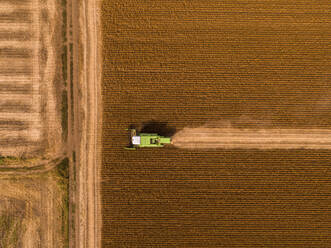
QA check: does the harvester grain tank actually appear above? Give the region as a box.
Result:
[126,129,172,150]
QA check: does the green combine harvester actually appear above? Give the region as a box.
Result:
[125,129,172,150]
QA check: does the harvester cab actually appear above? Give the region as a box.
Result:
[125,129,172,150]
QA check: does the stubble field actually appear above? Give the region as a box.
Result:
[0,0,62,158]
[101,0,331,247]
[0,0,69,247]
[0,159,69,247]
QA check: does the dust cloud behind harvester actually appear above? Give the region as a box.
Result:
[172,128,331,150]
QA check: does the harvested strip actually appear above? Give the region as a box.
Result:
[0,145,42,158]
[0,75,32,81]
[0,113,41,124]
[0,93,35,102]
[0,128,42,141]
[0,138,39,147]
[0,31,32,41]
[0,23,31,30]
[172,128,331,150]
[0,64,33,76]
[1,0,30,3]
[1,113,41,121]
[0,47,32,58]
[0,120,28,131]
[0,10,32,23]
[0,83,33,94]
[0,102,32,113]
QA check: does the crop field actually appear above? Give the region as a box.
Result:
[101,0,331,247]
[0,0,61,158]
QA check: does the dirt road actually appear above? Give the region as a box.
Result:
[72,0,102,247]
[173,128,331,149]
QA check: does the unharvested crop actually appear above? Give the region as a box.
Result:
[102,0,331,247]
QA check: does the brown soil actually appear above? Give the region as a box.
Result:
[101,0,331,247]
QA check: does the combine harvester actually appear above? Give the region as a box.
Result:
[125,129,172,150]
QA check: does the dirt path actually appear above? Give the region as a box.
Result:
[72,0,102,247]
[173,128,331,149]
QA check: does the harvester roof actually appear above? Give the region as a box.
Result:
[132,136,141,145]
[126,129,171,149]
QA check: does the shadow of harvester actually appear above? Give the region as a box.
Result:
[139,121,177,137]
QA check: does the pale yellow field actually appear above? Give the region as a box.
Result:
[0,0,61,158]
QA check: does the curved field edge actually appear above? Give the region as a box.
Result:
[0,158,69,247]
